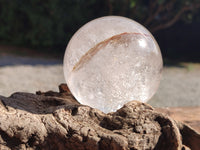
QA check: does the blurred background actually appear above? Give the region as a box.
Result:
[0,0,199,107]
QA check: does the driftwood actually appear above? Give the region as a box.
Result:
[156,107,200,133]
[0,84,199,150]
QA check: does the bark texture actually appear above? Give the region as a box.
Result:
[0,84,199,150]
[156,107,200,133]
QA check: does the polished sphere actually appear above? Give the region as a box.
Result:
[64,16,163,113]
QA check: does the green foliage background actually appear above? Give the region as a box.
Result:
[0,0,199,52]
[0,0,109,51]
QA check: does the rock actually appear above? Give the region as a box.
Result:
[0,84,199,150]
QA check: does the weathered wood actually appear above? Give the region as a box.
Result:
[0,84,199,150]
[156,107,200,132]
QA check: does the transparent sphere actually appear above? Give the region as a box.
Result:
[64,16,163,113]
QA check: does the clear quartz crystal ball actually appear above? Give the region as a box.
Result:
[64,16,163,113]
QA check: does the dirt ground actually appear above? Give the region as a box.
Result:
[0,54,200,107]
[149,64,200,107]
